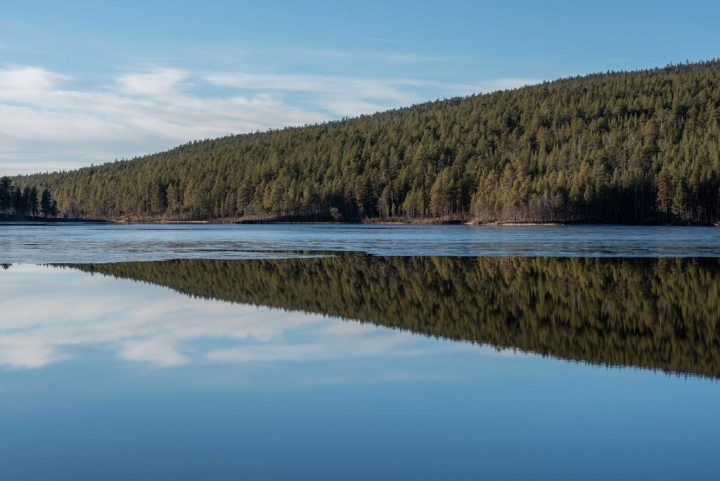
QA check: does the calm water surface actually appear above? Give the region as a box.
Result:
[1,223,720,262]
[0,225,719,480]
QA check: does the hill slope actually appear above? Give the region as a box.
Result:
[14,61,720,224]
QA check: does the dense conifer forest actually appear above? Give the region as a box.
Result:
[15,60,720,224]
[67,255,720,378]
[0,177,58,219]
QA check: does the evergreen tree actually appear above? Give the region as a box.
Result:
[13,188,24,216]
[0,177,12,214]
[28,187,38,216]
[40,189,52,218]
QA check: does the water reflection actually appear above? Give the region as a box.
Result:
[0,264,463,369]
[2,258,720,480]
[3,256,720,378]
[53,255,720,379]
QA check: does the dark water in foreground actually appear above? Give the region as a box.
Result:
[1,225,719,480]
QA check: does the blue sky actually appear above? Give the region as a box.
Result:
[1,0,719,174]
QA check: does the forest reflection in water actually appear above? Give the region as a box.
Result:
[63,255,720,379]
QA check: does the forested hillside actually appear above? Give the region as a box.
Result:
[66,256,720,378]
[15,60,720,224]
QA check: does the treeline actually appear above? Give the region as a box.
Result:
[17,60,720,224]
[0,177,58,218]
[66,255,720,378]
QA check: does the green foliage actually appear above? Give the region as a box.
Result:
[19,61,720,223]
[0,177,57,218]
[67,255,720,378]
[0,177,12,213]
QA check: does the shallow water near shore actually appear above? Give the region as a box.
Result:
[1,225,719,480]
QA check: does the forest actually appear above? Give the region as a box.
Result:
[0,177,58,219]
[66,255,720,378]
[14,60,720,224]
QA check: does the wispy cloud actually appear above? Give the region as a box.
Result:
[0,65,539,175]
[117,68,189,97]
[205,71,538,106]
[0,66,70,92]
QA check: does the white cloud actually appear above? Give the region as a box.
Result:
[0,66,70,92]
[205,72,539,112]
[0,66,327,175]
[119,339,189,366]
[117,68,188,97]
[0,65,540,176]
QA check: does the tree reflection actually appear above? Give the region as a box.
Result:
[65,255,720,378]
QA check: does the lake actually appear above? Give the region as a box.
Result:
[1,224,719,480]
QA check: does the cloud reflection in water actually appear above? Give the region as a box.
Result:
[0,265,469,369]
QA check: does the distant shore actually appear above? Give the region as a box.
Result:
[0,215,112,224]
[107,214,720,226]
[101,215,720,227]
[111,215,571,226]
[3,213,718,227]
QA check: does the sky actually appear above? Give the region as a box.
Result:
[1,0,719,175]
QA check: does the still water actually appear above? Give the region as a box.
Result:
[1,223,720,262]
[1,225,719,480]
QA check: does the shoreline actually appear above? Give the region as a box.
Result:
[0,216,113,224]
[93,216,720,227]
[2,214,718,227]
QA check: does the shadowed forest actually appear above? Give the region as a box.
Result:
[0,177,58,219]
[66,255,720,378]
[14,61,720,224]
